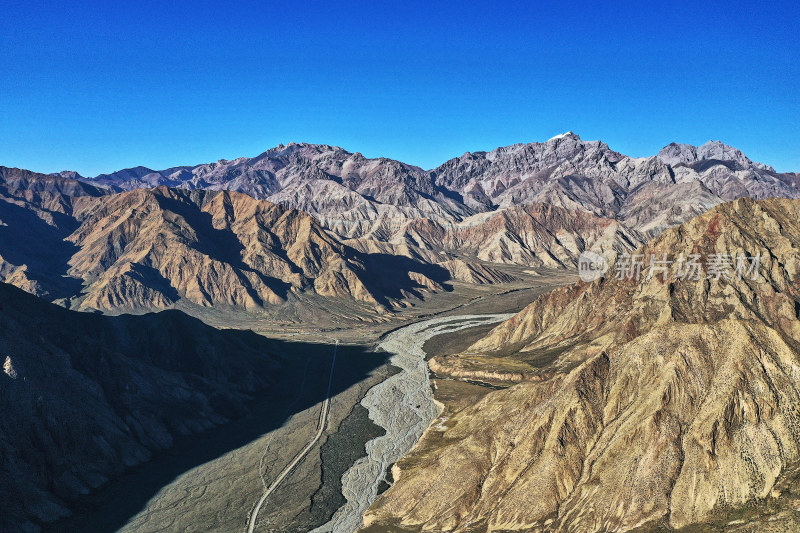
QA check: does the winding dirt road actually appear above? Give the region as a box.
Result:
[246,340,338,533]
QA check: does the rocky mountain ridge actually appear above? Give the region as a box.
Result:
[63,134,799,262]
[0,167,452,313]
[365,197,800,532]
[4,134,797,313]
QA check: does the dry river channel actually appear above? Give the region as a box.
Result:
[310,313,514,533]
[42,314,512,533]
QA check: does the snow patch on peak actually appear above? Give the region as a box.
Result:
[548,131,577,142]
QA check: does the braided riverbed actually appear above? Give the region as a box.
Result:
[311,314,514,533]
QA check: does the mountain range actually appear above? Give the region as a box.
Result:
[0,167,454,314]
[65,133,800,241]
[1,134,794,314]
[3,134,800,533]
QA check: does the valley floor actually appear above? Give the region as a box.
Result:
[41,268,569,533]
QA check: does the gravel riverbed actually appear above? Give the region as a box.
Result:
[311,314,514,533]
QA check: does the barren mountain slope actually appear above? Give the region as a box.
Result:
[0,282,281,533]
[66,186,443,311]
[365,197,800,532]
[0,171,449,312]
[339,201,644,275]
[0,167,105,298]
[396,203,645,267]
[5,133,796,312]
[85,143,471,231]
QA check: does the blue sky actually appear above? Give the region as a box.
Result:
[1,1,798,175]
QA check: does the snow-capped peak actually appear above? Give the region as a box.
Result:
[548,131,576,142]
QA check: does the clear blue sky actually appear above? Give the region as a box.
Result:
[1,1,798,175]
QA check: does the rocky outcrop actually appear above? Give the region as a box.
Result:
[656,140,772,171]
[364,198,800,532]
[0,282,282,532]
[427,356,528,384]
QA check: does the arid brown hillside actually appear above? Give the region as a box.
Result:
[468,197,799,356]
[395,202,644,268]
[0,167,105,298]
[0,172,450,312]
[66,186,447,311]
[365,198,800,532]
